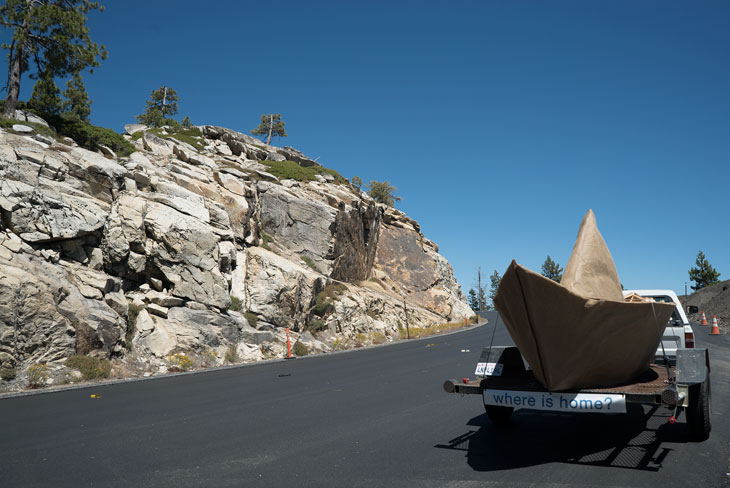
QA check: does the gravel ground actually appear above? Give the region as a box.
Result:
[679,279,730,336]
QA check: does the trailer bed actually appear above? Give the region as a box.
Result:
[484,364,671,395]
[445,346,711,440]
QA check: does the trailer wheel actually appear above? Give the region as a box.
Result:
[485,404,513,425]
[686,379,711,441]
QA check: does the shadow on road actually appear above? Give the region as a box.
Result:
[436,404,693,472]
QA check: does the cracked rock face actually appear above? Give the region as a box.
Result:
[0,123,469,374]
[1,179,108,242]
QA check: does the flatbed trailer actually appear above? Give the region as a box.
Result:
[444,345,712,441]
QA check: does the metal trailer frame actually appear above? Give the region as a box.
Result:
[444,345,712,441]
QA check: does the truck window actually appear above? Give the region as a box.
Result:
[648,296,682,325]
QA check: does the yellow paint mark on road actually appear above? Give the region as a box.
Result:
[425,343,435,348]
[90,394,102,399]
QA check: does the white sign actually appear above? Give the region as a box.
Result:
[475,362,503,377]
[483,390,626,413]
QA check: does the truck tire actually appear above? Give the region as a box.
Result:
[686,379,711,441]
[485,404,513,425]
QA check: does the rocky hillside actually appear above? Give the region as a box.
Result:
[0,117,471,387]
[684,279,730,335]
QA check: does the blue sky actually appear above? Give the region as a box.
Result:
[5,1,729,296]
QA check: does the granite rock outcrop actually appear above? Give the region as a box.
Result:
[0,120,471,382]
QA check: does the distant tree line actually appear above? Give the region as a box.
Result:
[468,267,501,312]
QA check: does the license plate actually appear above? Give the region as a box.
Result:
[483,390,626,413]
[475,362,503,377]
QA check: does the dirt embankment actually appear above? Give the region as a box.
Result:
[679,279,730,335]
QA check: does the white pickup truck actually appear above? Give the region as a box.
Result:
[624,289,695,362]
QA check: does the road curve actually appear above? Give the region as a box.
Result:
[1,314,728,487]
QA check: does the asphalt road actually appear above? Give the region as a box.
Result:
[1,313,728,487]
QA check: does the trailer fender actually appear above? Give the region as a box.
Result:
[676,348,710,385]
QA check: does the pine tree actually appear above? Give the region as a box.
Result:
[137,109,165,128]
[1,0,107,118]
[351,176,363,192]
[467,288,478,312]
[541,255,563,282]
[478,286,487,311]
[136,86,179,127]
[366,181,401,207]
[62,71,91,122]
[488,269,502,309]
[688,250,721,290]
[181,116,192,129]
[473,267,487,311]
[251,113,287,144]
[26,71,62,115]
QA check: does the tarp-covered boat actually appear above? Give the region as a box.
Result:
[494,210,675,391]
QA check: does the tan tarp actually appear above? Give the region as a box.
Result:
[561,210,623,302]
[494,210,675,391]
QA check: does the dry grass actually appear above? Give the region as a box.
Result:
[27,364,49,388]
[167,353,193,372]
[66,355,112,380]
[328,315,480,351]
[399,320,473,339]
[225,345,238,364]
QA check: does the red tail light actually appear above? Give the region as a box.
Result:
[685,331,695,348]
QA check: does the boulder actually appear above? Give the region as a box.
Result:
[218,240,236,273]
[142,132,175,156]
[245,247,319,331]
[144,201,229,309]
[216,143,233,156]
[147,303,169,318]
[13,110,49,127]
[11,124,33,134]
[230,250,247,302]
[276,146,319,167]
[0,252,124,367]
[0,144,17,169]
[134,307,243,357]
[33,134,55,146]
[66,147,127,201]
[128,152,155,171]
[150,181,211,223]
[187,153,216,170]
[15,145,44,164]
[146,290,185,308]
[173,144,193,163]
[259,183,337,273]
[0,179,108,243]
[202,126,262,157]
[124,124,147,135]
[98,145,117,159]
[101,194,146,273]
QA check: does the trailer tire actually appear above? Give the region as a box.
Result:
[485,404,513,425]
[686,379,711,441]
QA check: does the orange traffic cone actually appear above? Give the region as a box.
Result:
[710,315,720,335]
[701,311,708,326]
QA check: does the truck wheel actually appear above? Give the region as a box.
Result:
[485,404,513,425]
[686,379,711,441]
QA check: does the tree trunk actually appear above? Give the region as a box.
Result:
[477,267,484,311]
[266,114,273,145]
[3,42,24,119]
